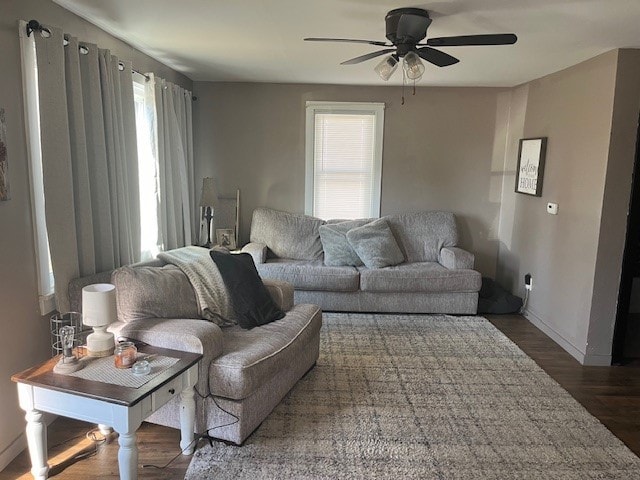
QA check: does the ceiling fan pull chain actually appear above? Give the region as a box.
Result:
[401,68,406,105]
[413,79,416,96]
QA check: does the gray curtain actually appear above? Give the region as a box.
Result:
[154,75,195,250]
[34,25,140,312]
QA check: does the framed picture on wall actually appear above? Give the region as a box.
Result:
[515,137,547,197]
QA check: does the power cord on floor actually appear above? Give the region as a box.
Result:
[142,388,240,470]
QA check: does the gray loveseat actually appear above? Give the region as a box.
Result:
[242,208,482,314]
[69,253,322,445]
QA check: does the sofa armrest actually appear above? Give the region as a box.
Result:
[439,247,475,270]
[241,242,267,264]
[113,318,224,397]
[263,279,294,312]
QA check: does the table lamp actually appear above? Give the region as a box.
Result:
[200,177,218,248]
[82,283,117,357]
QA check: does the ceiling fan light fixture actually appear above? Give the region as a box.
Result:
[403,51,425,81]
[374,55,398,81]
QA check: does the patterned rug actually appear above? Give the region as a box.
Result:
[185,314,640,479]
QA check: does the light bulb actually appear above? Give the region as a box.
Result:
[374,55,398,81]
[403,51,425,81]
[60,325,75,358]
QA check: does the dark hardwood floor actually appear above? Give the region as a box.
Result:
[3,314,640,479]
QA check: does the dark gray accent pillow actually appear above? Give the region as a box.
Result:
[346,219,405,269]
[210,251,285,329]
[319,219,371,266]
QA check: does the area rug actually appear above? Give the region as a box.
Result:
[185,313,640,479]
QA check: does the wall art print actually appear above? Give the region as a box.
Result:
[0,108,9,201]
[515,137,547,197]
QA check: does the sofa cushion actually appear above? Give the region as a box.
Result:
[209,303,322,400]
[250,208,325,261]
[346,219,405,269]
[384,211,458,262]
[111,265,199,323]
[210,251,285,329]
[319,219,371,267]
[359,262,482,293]
[256,259,359,292]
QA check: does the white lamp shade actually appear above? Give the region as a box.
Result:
[403,51,425,81]
[374,55,398,81]
[199,177,218,207]
[82,283,116,327]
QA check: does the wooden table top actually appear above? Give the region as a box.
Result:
[11,345,202,407]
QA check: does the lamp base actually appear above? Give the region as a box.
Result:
[53,356,84,374]
[86,328,115,357]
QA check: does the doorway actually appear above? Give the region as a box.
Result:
[612,112,640,364]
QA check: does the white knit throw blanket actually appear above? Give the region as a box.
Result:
[158,246,236,326]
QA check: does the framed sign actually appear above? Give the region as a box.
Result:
[515,137,547,196]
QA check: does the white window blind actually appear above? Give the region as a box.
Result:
[305,102,384,220]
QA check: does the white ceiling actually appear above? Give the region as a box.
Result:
[52,0,640,87]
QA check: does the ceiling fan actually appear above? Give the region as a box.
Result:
[305,8,517,83]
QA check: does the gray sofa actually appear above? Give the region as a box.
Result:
[242,208,482,314]
[68,255,322,445]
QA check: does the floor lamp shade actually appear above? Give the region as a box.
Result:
[82,283,116,357]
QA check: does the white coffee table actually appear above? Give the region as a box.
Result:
[12,346,202,480]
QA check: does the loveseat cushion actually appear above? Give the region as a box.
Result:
[359,262,482,293]
[256,259,359,292]
[111,265,199,322]
[250,208,325,261]
[209,303,322,400]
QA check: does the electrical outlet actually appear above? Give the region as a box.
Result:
[524,273,533,291]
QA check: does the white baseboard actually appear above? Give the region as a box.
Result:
[581,353,613,366]
[523,308,588,364]
[0,414,56,473]
[0,432,27,473]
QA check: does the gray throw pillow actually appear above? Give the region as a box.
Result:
[319,219,371,266]
[346,219,405,269]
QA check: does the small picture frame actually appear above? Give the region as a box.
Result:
[515,137,547,197]
[216,228,236,250]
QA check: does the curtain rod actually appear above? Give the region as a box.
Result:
[27,19,151,80]
[26,19,196,98]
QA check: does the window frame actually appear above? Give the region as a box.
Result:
[304,101,385,219]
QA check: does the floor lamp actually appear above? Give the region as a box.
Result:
[200,177,218,248]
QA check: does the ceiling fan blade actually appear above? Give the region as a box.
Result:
[416,47,459,67]
[341,49,396,65]
[426,34,517,47]
[396,13,432,40]
[304,37,391,47]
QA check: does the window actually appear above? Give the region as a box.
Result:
[305,102,384,220]
[133,78,160,261]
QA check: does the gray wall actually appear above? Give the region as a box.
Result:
[0,0,192,468]
[496,49,640,365]
[193,82,508,276]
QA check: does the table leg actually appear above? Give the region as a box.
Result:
[180,386,196,455]
[25,408,49,480]
[116,430,138,480]
[97,424,113,436]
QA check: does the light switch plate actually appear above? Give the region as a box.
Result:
[547,202,558,215]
